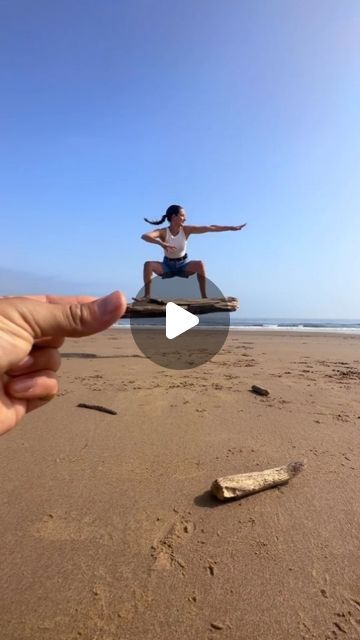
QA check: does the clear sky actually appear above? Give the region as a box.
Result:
[1,0,359,318]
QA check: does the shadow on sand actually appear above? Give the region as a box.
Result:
[61,352,146,359]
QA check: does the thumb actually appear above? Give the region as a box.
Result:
[0,291,127,374]
[23,291,128,339]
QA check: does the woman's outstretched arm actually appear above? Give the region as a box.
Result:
[185,223,246,235]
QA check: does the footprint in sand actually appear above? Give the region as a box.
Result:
[315,573,360,638]
[330,605,360,637]
[151,514,195,573]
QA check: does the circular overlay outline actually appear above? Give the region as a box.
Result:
[129,275,230,369]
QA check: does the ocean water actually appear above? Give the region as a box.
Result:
[229,318,360,333]
[115,317,360,334]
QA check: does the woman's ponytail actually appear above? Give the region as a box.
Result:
[144,213,167,225]
[144,204,183,226]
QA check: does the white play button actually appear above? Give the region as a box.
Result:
[165,302,199,339]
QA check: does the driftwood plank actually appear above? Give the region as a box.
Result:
[124,297,239,318]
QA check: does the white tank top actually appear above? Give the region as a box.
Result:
[164,227,187,258]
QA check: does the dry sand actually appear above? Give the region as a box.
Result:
[1,329,360,640]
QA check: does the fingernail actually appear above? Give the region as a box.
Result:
[11,378,34,393]
[97,292,119,316]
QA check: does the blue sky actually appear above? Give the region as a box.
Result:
[1,0,359,317]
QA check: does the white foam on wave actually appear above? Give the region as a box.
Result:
[112,322,360,335]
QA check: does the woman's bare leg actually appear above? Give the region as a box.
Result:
[142,261,164,298]
[183,260,207,297]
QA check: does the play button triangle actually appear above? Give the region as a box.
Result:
[165,302,199,340]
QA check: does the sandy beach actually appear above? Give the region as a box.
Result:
[1,329,360,640]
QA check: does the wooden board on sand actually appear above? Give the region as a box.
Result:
[124,297,239,318]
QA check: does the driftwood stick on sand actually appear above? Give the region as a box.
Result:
[77,403,118,415]
[211,460,306,501]
[124,297,239,318]
[251,384,270,396]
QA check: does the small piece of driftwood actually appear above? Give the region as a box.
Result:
[77,403,118,415]
[251,384,270,396]
[125,297,239,318]
[211,460,306,501]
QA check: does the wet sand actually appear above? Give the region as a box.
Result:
[1,329,360,639]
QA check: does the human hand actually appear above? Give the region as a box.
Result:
[231,224,247,231]
[0,291,126,435]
